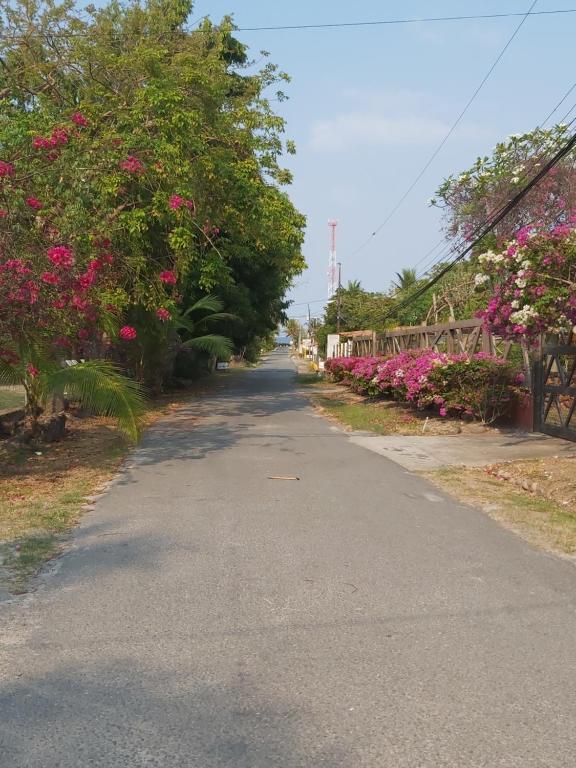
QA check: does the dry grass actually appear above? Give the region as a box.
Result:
[0,387,24,412]
[302,378,489,436]
[426,460,576,555]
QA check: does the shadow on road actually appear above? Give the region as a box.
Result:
[0,659,352,767]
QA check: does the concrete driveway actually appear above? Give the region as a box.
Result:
[2,350,576,767]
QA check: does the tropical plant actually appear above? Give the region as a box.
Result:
[434,125,576,246]
[175,295,236,360]
[0,0,306,372]
[392,268,418,292]
[0,342,146,441]
[325,351,520,422]
[284,319,301,344]
[474,222,576,340]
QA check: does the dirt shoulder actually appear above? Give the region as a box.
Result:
[425,460,576,556]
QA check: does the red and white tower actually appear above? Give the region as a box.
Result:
[328,220,339,297]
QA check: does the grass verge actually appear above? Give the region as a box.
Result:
[0,416,130,593]
[0,388,24,412]
[303,378,474,436]
[425,464,576,555]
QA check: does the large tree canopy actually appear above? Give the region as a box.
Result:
[0,0,306,379]
[433,125,576,246]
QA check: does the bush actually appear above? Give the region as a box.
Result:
[325,351,520,422]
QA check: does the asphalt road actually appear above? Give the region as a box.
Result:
[2,349,576,767]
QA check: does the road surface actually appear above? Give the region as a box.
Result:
[2,350,576,767]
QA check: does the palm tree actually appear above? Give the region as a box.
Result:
[0,340,147,442]
[346,280,363,295]
[393,268,418,292]
[285,319,301,344]
[175,295,237,360]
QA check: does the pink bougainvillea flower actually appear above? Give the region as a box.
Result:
[169,194,184,209]
[50,128,69,146]
[0,209,7,218]
[26,364,39,378]
[159,270,177,285]
[71,112,89,127]
[71,295,89,311]
[77,328,90,340]
[0,161,14,178]
[26,197,42,210]
[119,325,137,341]
[41,271,60,285]
[47,245,75,268]
[156,308,171,322]
[119,155,145,174]
[33,136,51,149]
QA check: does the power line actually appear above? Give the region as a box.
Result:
[413,102,576,283]
[380,125,576,322]
[0,7,573,41]
[236,9,576,32]
[540,82,576,128]
[347,0,539,261]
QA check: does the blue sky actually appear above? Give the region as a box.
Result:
[192,1,575,321]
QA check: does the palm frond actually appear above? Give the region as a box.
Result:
[183,295,224,316]
[0,358,22,386]
[198,312,239,324]
[182,334,233,359]
[47,361,148,442]
[175,315,197,335]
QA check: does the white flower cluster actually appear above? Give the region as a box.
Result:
[510,305,539,325]
[474,273,490,287]
[478,250,505,265]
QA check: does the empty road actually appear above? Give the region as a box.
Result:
[2,350,576,767]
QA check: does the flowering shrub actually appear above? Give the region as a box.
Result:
[475,222,576,340]
[325,351,519,422]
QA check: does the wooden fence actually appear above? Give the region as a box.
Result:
[332,319,532,382]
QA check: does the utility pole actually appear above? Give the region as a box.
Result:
[328,220,338,298]
[336,262,342,333]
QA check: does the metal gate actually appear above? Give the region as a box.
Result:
[534,344,576,441]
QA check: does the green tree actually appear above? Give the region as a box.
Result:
[0,0,306,379]
[284,319,301,345]
[434,125,576,245]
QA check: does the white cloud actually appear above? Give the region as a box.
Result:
[309,88,488,152]
[310,114,450,152]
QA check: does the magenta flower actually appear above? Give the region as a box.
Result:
[33,136,51,149]
[159,270,177,285]
[47,245,75,268]
[120,156,145,174]
[169,194,184,209]
[41,271,60,285]
[26,197,42,210]
[0,161,14,178]
[156,308,171,322]
[71,112,89,127]
[26,364,39,378]
[119,325,137,341]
